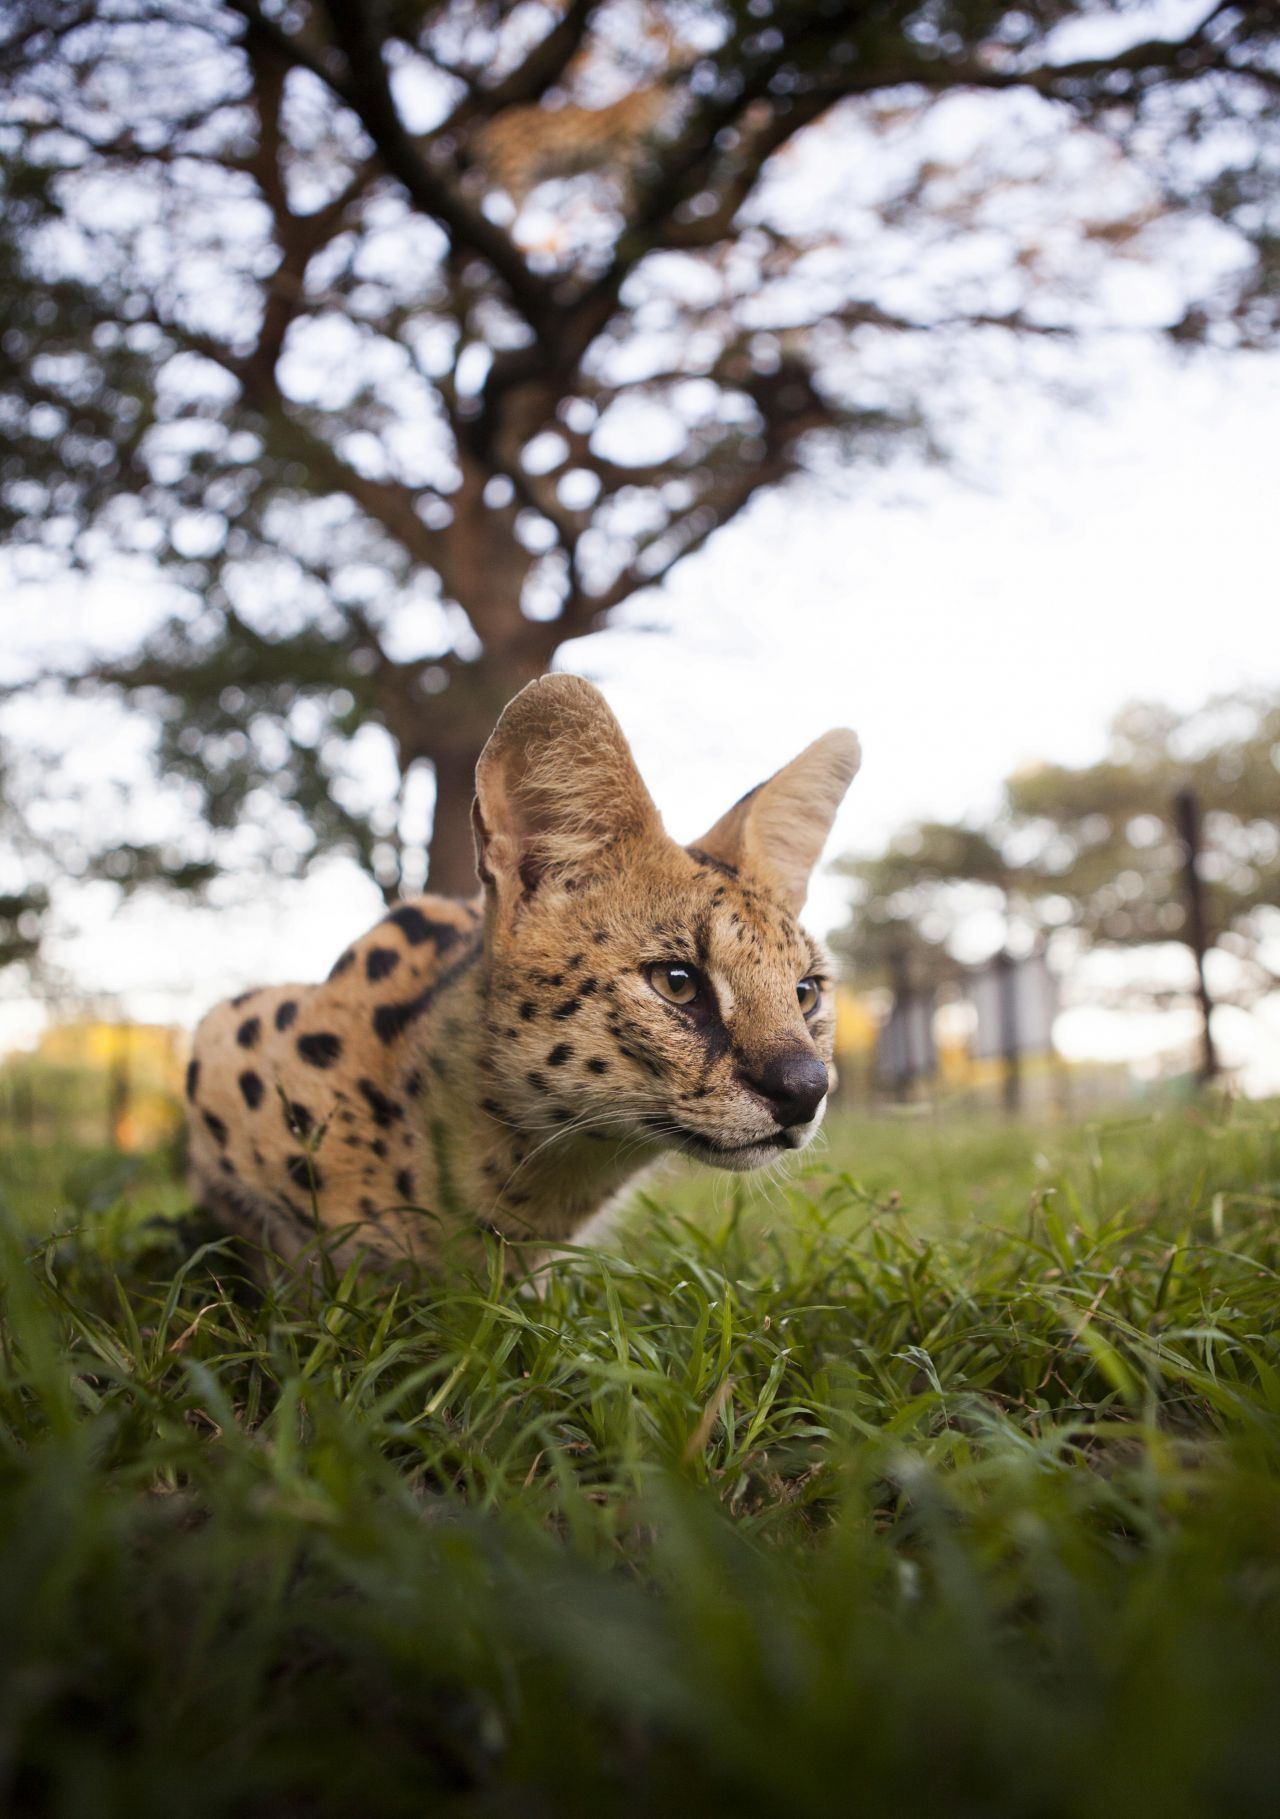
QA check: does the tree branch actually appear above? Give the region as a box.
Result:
[818,10,1280,109]
[435,0,600,134]
[312,0,558,337]
[0,0,96,74]
[568,4,1277,359]
[138,310,457,578]
[558,441,803,633]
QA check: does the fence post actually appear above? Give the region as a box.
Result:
[1173,787,1218,1085]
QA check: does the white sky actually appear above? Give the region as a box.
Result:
[4,336,1277,1091]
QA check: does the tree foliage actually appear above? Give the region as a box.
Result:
[2,0,1277,895]
[0,742,47,984]
[833,692,1280,1010]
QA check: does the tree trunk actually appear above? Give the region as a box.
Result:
[995,948,1021,1116]
[1174,786,1218,1084]
[427,746,485,898]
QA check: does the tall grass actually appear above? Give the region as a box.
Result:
[2,1104,1279,1816]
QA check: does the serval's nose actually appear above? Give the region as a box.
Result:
[744,1049,828,1127]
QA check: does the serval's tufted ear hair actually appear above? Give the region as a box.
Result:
[692,730,861,915]
[472,675,662,913]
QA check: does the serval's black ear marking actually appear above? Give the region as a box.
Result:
[472,675,662,915]
[694,730,861,914]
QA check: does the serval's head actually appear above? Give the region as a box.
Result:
[472,676,860,1171]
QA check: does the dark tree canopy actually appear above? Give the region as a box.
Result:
[2,0,1277,899]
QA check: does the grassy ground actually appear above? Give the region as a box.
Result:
[2,1103,1279,1817]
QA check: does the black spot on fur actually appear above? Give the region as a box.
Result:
[298,1032,342,1068]
[690,1008,731,1066]
[518,1001,537,1022]
[566,952,584,970]
[286,1154,321,1192]
[357,1077,403,1128]
[385,905,463,950]
[328,948,356,980]
[546,1044,573,1067]
[236,1016,261,1050]
[219,1156,235,1177]
[526,1071,548,1093]
[360,1195,378,1216]
[371,1138,388,1159]
[547,974,563,988]
[579,978,598,998]
[592,929,609,943]
[185,1059,200,1102]
[202,1111,228,1147]
[284,1099,314,1137]
[238,1070,264,1110]
[366,946,400,983]
[586,1057,609,1075]
[372,941,482,1044]
[551,996,581,1021]
[403,1070,423,1098]
[685,845,739,877]
[481,1097,509,1122]
[395,1168,414,1201]
[275,1000,298,1032]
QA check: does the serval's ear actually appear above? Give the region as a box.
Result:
[692,730,861,914]
[472,675,661,913]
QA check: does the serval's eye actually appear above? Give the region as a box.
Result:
[647,962,701,1007]
[797,976,822,1017]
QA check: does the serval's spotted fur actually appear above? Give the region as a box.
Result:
[187,678,860,1272]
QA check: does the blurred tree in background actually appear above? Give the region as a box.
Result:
[0,740,48,984]
[832,691,1280,1070]
[0,727,221,997]
[1004,695,1280,1000]
[832,820,1015,990]
[2,1,1277,895]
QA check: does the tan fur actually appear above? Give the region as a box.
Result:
[187,679,859,1275]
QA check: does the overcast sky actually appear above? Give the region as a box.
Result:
[4,335,1278,1083]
